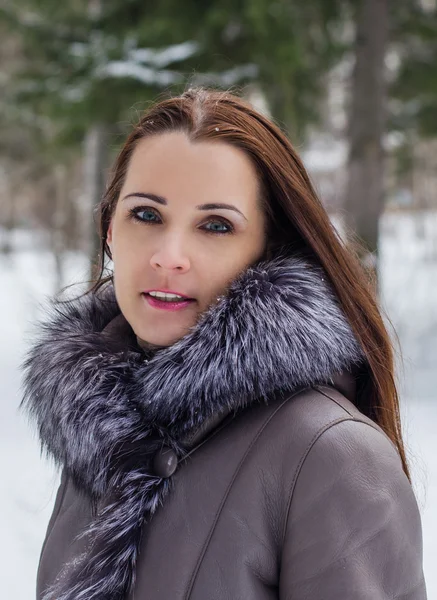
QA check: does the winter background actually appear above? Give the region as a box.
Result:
[2,210,436,598]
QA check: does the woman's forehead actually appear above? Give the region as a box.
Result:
[121,132,261,212]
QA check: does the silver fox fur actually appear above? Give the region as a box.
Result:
[21,254,365,600]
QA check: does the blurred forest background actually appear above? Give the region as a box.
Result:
[1,0,437,597]
[1,0,436,285]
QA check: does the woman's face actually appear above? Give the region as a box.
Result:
[107,131,267,347]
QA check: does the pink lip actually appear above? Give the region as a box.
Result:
[143,289,193,299]
[142,293,196,312]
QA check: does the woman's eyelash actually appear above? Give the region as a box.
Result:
[128,206,160,223]
[127,206,234,235]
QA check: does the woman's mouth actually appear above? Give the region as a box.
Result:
[142,292,196,312]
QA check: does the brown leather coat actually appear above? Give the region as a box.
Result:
[37,381,426,599]
[22,256,427,599]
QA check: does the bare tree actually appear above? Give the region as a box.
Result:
[81,0,111,280]
[51,164,68,291]
[82,124,111,279]
[343,0,389,290]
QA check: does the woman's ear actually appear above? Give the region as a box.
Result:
[106,220,113,253]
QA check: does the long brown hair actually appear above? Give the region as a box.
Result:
[92,87,410,481]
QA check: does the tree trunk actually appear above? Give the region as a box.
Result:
[0,168,15,256]
[343,0,389,292]
[52,164,68,293]
[82,124,110,280]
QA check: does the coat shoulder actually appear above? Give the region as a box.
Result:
[273,385,426,599]
[266,384,410,513]
[264,383,397,463]
[273,384,409,504]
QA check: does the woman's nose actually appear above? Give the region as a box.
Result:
[149,241,190,273]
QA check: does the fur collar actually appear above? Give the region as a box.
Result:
[21,254,364,600]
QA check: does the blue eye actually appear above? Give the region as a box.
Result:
[203,220,232,234]
[129,207,160,223]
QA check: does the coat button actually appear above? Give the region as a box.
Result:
[152,446,178,478]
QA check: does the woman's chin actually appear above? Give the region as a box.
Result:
[135,324,191,350]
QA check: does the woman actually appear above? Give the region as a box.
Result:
[22,88,427,600]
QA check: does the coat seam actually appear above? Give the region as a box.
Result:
[184,386,309,600]
[314,385,399,451]
[312,385,356,416]
[279,411,398,550]
[280,415,356,549]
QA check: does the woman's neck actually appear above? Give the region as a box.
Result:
[136,335,167,356]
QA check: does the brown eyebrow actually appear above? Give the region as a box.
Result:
[122,192,248,221]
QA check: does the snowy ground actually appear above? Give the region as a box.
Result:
[1,212,436,598]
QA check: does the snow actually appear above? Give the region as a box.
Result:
[379,212,437,589]
[1,212,436,597]
[0,242,90,597]
[302,136,347,171]
[97,60,258,88]
[96,61,186,86]
[65,35,256,88]
[128,41,200,69]
[193,63,259,87]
